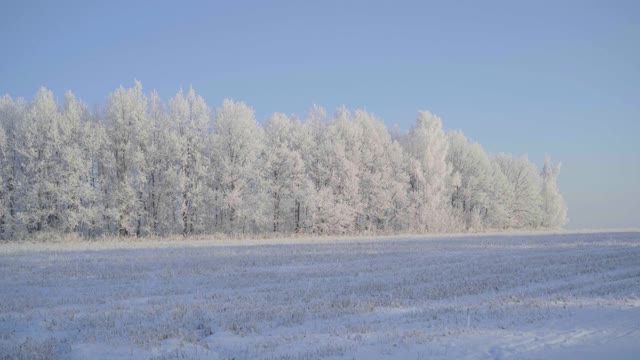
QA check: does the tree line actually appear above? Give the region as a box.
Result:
[0,81,567,240]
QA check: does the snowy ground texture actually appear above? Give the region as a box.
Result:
[1,231,639,359]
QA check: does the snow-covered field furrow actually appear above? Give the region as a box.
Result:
[1,231,639,359]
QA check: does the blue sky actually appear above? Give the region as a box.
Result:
[1,0,638,229]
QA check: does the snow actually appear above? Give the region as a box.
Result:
[1,231,639,359]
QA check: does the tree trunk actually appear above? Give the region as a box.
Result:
[294,200,301,233]
[273,196,280,233]
[182,192,189,237]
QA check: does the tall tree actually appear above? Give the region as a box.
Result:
[169,87,211,235]
[145,91,180,235]
[447,130,493,229]
[14,88,63,234]
[0,95,25,239]
[82,106,110,237]
[300,105,359,234]
[285,113,316,233]
[354,110,407,232]
[540,155,568,227]
[485,161,513,229]
[494,153,543,228]
[212,99,262,234]
[58,91,96,234]
[406,111,455,232]
[325,107,361,232]
[262,113,306,233]
[105,81,150,236]
[0,125,6,239]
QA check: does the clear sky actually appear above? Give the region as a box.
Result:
[1,0,638,229]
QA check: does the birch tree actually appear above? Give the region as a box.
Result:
[0,96,25,239]
[105,81,149,236]
[325,107,361,232]
[540,155,568,228]
[212,99,262,233]
[406,111,455,232]
[169,87,211,235]
[0,125,6,239]
[82,107,110,237]
[146,91,180,235]
[485,161,513,229]
[447,130,493,229]
[263,113,306,233]
[354,110,407,232]
[58,91,97,234]
[300,106,361,234]
[14,88,63,234]
[494,153,543,228]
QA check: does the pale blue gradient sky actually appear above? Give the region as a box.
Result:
[1,0,638,229]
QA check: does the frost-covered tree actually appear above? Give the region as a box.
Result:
[300,104,330,191]
[169,87,211,235]
[0,95,25,239]
[299,106,362,234]
[354,110,408,232]
[80,106,110,237]
[145,91,179,235]
[540,155,568,228]
[212,99,262,233]
[447,130,493,230]
[485,161,513,229]
[406,111,456,232]
[386,140,411,231]
[0,125,6,238]
[299,105,337,234]
[282,113,316,233]
[14,88,65,234]
[494,153,543,228]
[262,113,306,233]
[58,91,98,234]
[105,81,150,236]
[325,107,361,232]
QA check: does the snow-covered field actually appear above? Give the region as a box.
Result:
[1,231,639,359]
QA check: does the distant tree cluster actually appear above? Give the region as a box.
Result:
[0,82,567,240]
